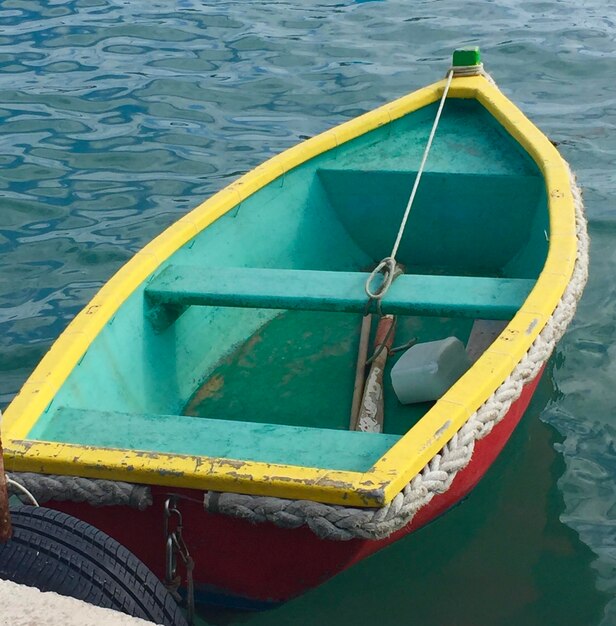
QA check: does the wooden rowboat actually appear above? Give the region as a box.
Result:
[2,50,587,608]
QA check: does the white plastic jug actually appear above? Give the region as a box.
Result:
[391,336,471,404]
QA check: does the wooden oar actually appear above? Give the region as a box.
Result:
[356,315,396,433]
[350,314,372,430]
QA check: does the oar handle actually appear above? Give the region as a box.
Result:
[374,315,396,351]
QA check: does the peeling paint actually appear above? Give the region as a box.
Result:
[184,374,225,414]
[14,440,35,452]
[156,468,185,478]
[434,420,452,439]
[226,471,254,482]
[357,487,386,505]
[217,459,248,470]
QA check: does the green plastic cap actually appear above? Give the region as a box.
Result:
[452,48,481,67]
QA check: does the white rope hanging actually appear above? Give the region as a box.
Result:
[5,475,39,507]
[365,68,455,302]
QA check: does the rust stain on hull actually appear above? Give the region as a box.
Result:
[184,374,225,415]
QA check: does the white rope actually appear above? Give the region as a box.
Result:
[6,472,152,510]
[5,475,39,507]
[451,63,485,77]
[391,69,454,260]
[451,63,496,85]
[365,69,454,301]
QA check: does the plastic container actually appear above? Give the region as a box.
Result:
[390,336,471,404]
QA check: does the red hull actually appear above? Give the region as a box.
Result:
[50,372,542,605]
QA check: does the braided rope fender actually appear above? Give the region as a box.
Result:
[6,472,152,511]
[8,168,588,541]
[203,164,589,541]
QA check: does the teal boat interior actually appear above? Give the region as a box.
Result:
[28,98,548,472]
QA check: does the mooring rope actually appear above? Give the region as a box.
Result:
[5,476,39,507]
[365,68,454,303]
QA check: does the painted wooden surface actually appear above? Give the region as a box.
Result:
[49,95,548,441]
[180,310,475,436]
[48,370,544,606]
[33,407,401,472]
[318,169,546,278]
[146,265,535,327]
[2,74,577,506]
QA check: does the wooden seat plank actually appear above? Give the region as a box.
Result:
[145,265,535,331]
[36,407,401,473]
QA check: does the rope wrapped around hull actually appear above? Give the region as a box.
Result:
[7,166,588,542]
[6,472,152,511]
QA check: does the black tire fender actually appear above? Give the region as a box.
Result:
[0,505,187,626]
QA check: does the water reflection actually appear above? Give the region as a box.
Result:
[239,373,606,626]
[0,1,613,622]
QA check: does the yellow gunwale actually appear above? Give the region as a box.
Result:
[2,74,577,507]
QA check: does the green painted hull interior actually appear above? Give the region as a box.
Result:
[29,98,548,472]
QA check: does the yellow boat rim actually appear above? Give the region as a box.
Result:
[2,74,578,507]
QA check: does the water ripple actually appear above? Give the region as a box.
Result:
[1,1,615,623]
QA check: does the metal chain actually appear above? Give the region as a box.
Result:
[164,496,195,624]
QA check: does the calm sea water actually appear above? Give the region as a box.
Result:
[1,1,615,624]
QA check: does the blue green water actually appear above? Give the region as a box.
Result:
[0,1,614,624]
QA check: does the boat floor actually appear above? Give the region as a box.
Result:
[27,311,490,471]
[184,310,476,436]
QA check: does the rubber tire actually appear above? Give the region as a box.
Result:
[0,505,187,626]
